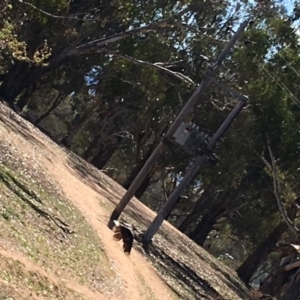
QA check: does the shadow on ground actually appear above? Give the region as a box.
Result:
[66,152,250,300]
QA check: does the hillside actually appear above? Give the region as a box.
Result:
[0,102,251,300]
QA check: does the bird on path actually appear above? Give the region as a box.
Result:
[112,220,136,255]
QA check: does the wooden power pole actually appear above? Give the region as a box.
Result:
[109,20,250,228]
[143,90,248,244]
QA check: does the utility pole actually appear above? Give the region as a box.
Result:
[143,94,248,244]
[108,20,250,228]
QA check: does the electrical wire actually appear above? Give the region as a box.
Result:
[231,2,300,108]
[260,64,300,107]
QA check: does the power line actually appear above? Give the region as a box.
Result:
[238,8,300,108]
[274,47,300,79]
[260,64,300,107]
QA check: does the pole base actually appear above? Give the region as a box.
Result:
[108,210,120,229]
[142,235,152,249]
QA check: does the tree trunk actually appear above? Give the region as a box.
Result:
[188,206,225,246]
[281,269,300,300]
[35,92,65,124]
[236,197,300,285]
[134,171,155,199]
[62,98,103,147]
[62,114,90,147]
[187,191,235,246]
[91,137,121,169]
[0,62,45,106]
[83,135,99,160]
[16,83,37,111]
[258,199,300,297]
[86,111,123,167]
[236,222,290,285]
[123,137,160,189]
[177,186,214,233]
[260,250,298,298]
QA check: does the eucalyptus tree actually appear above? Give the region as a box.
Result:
[162,0,300,281]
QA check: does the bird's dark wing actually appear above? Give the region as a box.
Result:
[121,227,134,255]
[113,226,123,241]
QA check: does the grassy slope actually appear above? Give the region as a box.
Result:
[0,110,117,299]
[68,145,252,300]
[0,102,251,300]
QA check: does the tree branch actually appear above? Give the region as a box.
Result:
[267,139,299,238]
[52,7,190,63]
[106,50,196,86]
[19,0,100,23]
[210,98,234,111]
[284,260,300,272]
[253,148,272,170]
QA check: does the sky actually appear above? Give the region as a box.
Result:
[284,0,294,13]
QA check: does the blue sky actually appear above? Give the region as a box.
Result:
[284,0,294,13]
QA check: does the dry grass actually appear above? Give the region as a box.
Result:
[0,255,84,299]
[0,142,116,298]
[136,271,159,300]
[0,282,31,300]
[82,168,250,300]
[0,102,251,300]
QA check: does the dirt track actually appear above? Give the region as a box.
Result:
[0,103,250,300]
[0,104,175,299]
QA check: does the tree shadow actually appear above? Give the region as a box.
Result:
[47,127,250,300]
[142,243,221,299]
[0,111,54,163]
[66,153,121,200]
[0,102,249,299]
[0,166,72,236]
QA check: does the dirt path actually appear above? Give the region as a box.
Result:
[0,106,174,300]
[40,146,174,300]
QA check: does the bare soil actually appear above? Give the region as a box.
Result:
[0,103,250,300]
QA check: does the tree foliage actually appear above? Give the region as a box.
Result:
[1,0,300,297]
